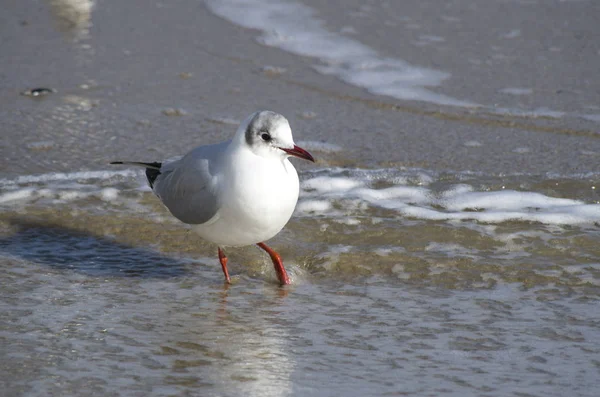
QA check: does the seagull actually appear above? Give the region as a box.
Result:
[111,111,314,285]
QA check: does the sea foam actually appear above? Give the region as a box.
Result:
[298,171,600,225]
[205,0,475,107]
[205,0,599,123]
[2,167,599,226]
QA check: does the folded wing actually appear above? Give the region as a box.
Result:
[152,142,227,225]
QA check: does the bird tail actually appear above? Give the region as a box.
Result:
[110,161,161,169]
[110,161,162,188]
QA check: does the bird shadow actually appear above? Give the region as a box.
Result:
[0,217,189,278]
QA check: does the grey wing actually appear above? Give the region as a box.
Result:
[152,144,224,225]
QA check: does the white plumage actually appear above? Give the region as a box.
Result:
[112,110,314,285]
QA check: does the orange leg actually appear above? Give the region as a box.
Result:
[218,247,231,284]
[257,242,291,285]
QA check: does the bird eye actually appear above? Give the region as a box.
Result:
[261,132,272,141]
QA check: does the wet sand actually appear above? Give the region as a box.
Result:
[1,0,599,178]
[2,1,600,396]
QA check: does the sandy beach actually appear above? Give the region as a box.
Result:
[2,1,600,396]
[2,0,599,177]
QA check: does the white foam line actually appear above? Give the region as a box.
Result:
[0,169,139,186]
[299,174,600,226]
[205,1,600,123]
[205,0,476,107]
[443,190,580,211]
[0,188,36,204]
[303,166,600,181]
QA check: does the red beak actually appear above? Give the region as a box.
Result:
[280,145,315,162]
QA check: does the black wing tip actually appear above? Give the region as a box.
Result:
[145,162,162,169]
[146,168,162,189]
[109,161,162,169]
[109,161,162,188]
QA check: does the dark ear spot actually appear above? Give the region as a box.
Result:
[245,112,262,146]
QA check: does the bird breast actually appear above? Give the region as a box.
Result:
[193,153,300,247]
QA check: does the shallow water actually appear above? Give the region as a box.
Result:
[3,0,600,395]
[1,168,599,396]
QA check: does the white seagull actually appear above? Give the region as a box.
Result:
[111,111,314,285]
